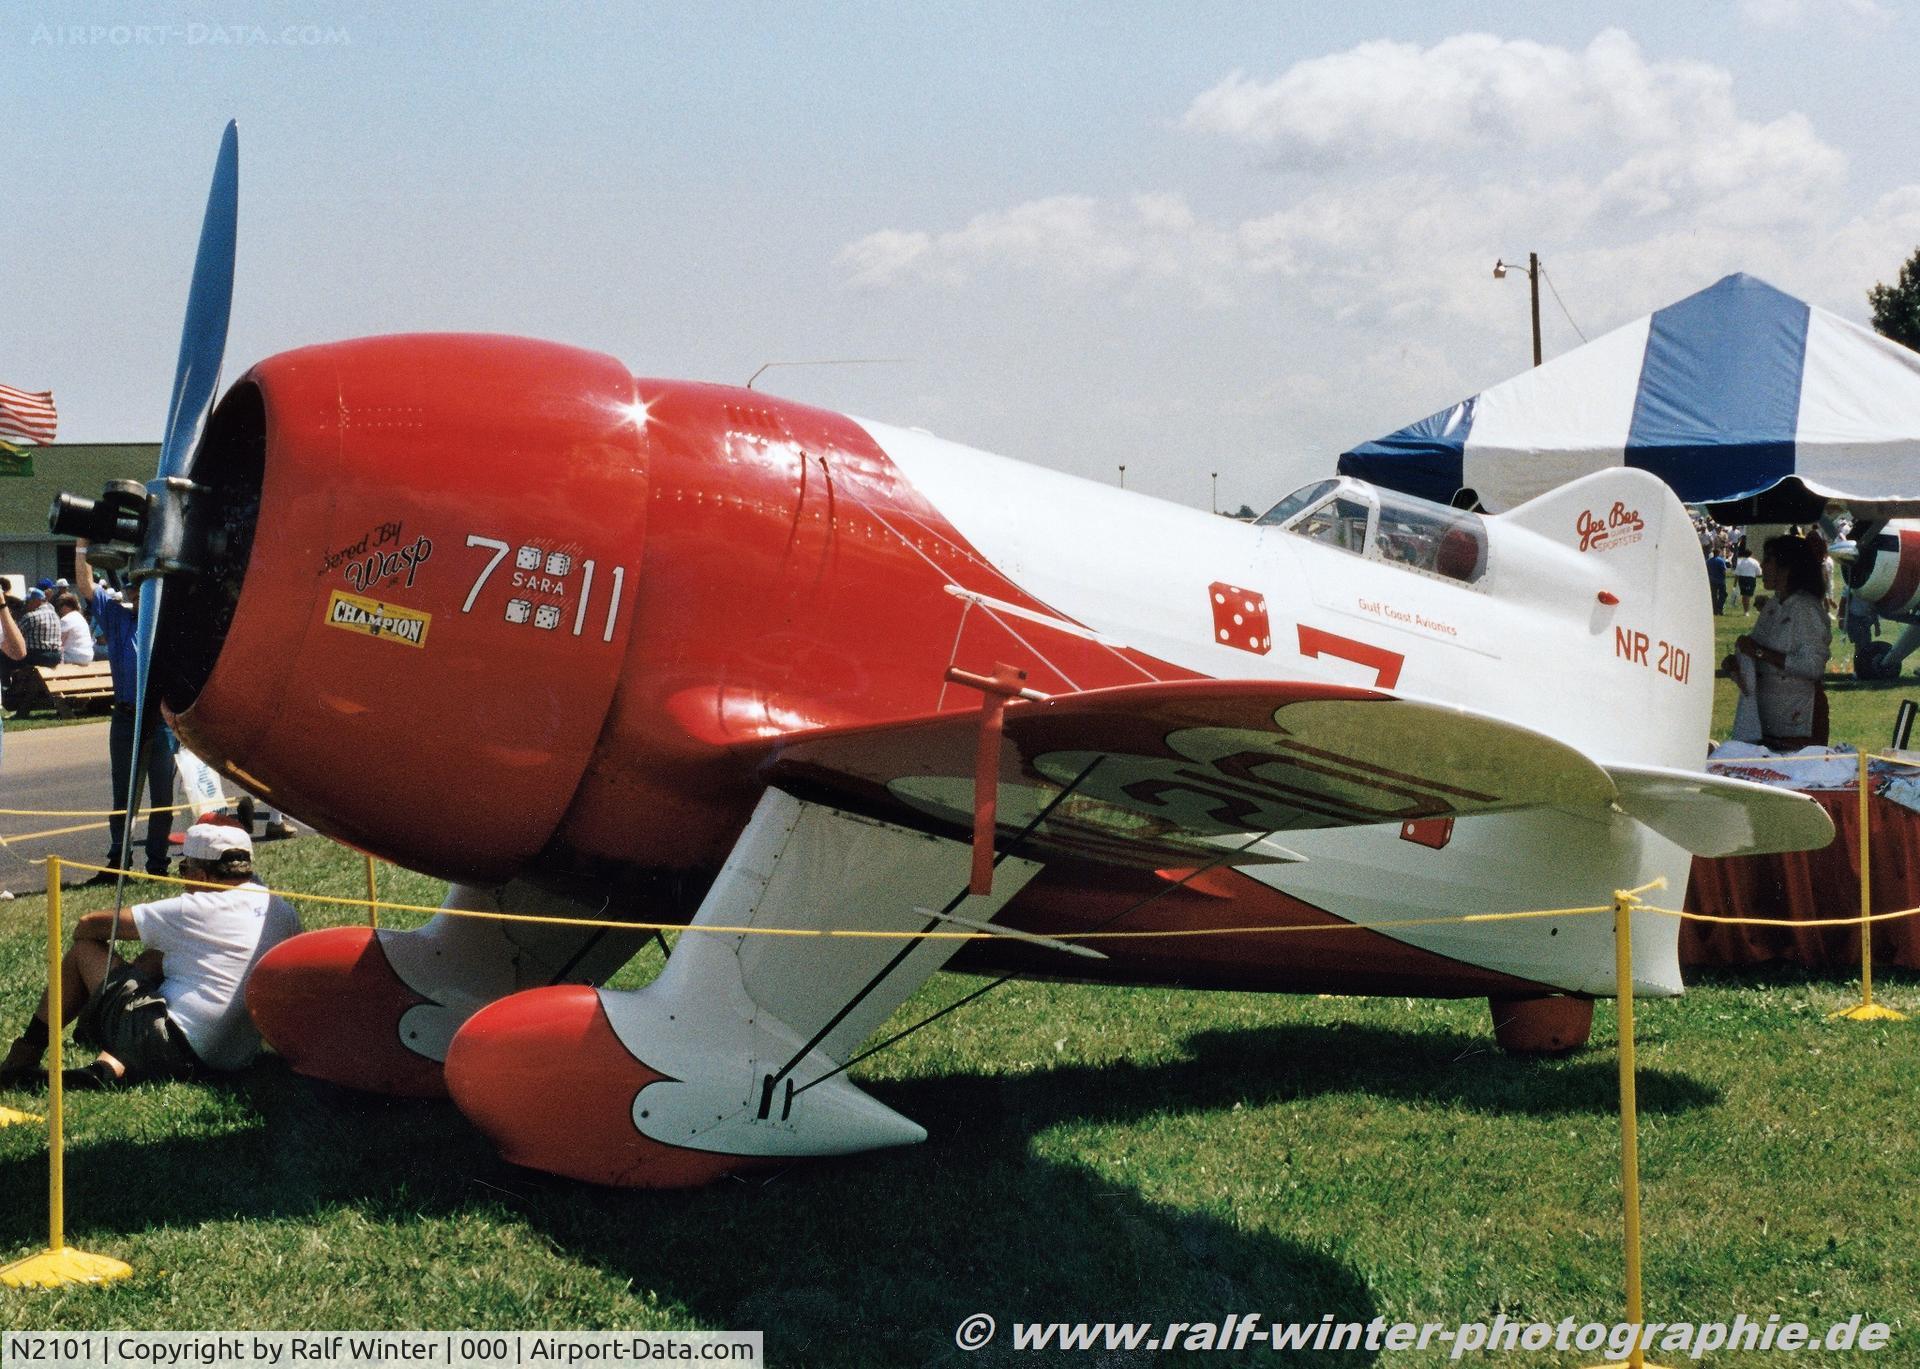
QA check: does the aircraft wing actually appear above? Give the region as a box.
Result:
[754,679,1618,870]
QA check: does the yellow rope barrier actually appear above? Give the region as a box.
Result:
[3,820,115,845]
[41,858,1920,950]
[0,800,203,851]
[45,861,1620,942]
[1638,902,1920,929]
[0,801,199,818]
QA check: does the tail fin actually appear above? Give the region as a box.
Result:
[1497,467,1714,773]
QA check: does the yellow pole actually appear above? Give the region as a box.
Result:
[365,853,379,929]
[47,858,64,1255]
[1614,890,1646,1369]
[1587,889,1672,1368]
[0,855,133,1287]
[1859,750,1873,1007]
[1832,752,1905,1021]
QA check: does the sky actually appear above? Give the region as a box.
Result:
[5,0,1919,513]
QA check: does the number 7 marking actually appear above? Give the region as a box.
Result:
[1297,625,1405,689]
[461,535,510,613]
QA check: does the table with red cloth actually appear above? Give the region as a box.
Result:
[1684,784,1920,970]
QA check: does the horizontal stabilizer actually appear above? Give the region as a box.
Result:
[1606,763,1836,857]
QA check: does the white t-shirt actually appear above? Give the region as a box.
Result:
[1735,555,1762,580]
[58,610,94,664]
[133,881,302,1070]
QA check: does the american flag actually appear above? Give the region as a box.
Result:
[0,383,57,444]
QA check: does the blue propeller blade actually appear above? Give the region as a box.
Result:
[112,122,238,913]
[156,119,238,481]
[132,577,164,707]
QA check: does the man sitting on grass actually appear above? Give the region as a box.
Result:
[0,821,301,1089]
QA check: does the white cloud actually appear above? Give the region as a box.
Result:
[1180,31,1732,166]
[841,28,1903,330]
[839,229,937,290]
[839,192,1242,303]
[830,28,1920,494]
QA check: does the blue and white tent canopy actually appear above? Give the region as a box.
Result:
[1340,274,1920,523]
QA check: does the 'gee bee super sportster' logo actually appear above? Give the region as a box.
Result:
[325,590,431,648]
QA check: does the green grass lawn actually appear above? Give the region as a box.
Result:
[1,838,1916,1363]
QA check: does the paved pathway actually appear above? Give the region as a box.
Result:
[0,721,300,898]
[0,720,117,897]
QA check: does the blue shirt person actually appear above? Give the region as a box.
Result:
[77,546,178,876]
[1705,551,1729,616]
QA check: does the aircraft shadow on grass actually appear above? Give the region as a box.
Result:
[0,1022,1719,1365]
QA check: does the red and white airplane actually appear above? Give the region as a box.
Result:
[60,126,1831,1188]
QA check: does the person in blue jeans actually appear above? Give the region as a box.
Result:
[1705,549,1728,616]
[76,545,178,877]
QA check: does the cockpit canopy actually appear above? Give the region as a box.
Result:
[1256,478,1488,584]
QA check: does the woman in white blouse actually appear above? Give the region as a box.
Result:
[1728,535,1830,750]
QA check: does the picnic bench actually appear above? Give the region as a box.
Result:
[7,661,116,717]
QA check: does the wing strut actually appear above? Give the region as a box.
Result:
[944,662,1050,894]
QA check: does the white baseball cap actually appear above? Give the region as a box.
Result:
[182,822,253,862]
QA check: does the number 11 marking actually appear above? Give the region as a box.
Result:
[603,566,625,643]
[572,560,596,636]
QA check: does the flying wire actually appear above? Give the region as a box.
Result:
[784,755,1108,1097]
[794,825,1279,1094]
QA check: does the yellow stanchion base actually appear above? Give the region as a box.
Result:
[1829,1002,1908,1021]
[0,1106,44,1128]
[0,1246,133,1288]
[1583,1361,1678,1369]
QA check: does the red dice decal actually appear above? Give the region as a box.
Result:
[1209,582,1270,655]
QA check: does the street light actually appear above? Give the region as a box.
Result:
[1493,252,1542,368]
[1211,471,1219,515]
[1118,464,1127,489]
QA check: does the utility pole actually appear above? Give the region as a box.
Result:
[1494,253,1543,368]
[1528,250,1541,367]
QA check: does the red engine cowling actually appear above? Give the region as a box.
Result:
[1847,521,1920,618]
[164,335,649,885]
